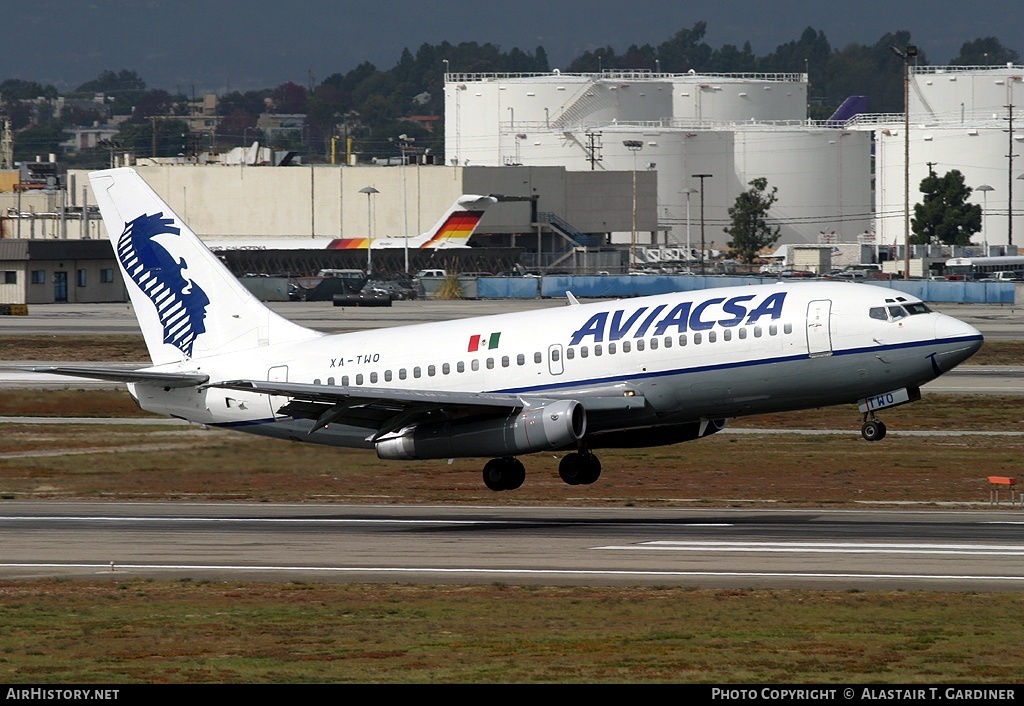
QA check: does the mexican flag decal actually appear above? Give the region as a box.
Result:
[468,332,501,352]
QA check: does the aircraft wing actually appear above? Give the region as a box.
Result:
[207,379,528,438]
[8,365,210,388]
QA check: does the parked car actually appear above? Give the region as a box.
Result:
[414,269,446,280]
[367,280,417,300]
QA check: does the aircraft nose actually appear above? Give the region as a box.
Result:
[935,313,983,365]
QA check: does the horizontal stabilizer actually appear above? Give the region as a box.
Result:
[14,365,209,388]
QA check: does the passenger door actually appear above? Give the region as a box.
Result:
[806,300,833,357]
[267,365,289,418]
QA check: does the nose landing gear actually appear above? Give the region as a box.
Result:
[861,413,887,441]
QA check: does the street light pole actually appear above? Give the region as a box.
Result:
[359,186,379,276]
[976,184,994,255]
[393,134,415,275]
[623,140,643,270]
[681,187,698,273]
[692,174,712,275]
[890,43,917,280]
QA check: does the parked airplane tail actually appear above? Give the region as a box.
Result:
[89,168,319,366]
[418,194,496,249]
[325,194,496,250]
[827,95,869,123]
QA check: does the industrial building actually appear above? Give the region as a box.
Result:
[872,64,1024,249]
[444,64,1024,267]
[0,239,124,304]
[62,162,651,273]
[444,69,873,253]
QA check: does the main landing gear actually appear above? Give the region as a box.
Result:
[860,412,887,441]
[482,457,526,491]
[480,451,603,491]
[558,451,602,486]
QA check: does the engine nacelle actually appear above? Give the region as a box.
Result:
[376,399,586,460]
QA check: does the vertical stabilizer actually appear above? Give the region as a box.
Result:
[90,168,319,366]
[324,194,495,250]
[418,194,496,249]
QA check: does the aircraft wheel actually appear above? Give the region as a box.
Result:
[861,420,887,442]
[504,458,526,490]
[483,459,506,491]
[560,453,602,485]
[579,453,602,485]
[558,453,584,485]
[482,457,525,491]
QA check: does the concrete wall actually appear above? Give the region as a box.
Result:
[0,262,24,304]
[71,165,472,243]
[68,164,656,246]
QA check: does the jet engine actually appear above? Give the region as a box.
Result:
[376,399,586,460]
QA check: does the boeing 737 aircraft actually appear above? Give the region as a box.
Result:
[29,168,984,491]
[204,193,496,252]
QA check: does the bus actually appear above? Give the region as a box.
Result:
[943,256,1024,280]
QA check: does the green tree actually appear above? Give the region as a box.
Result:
[129,89,178,122]
[724,177,781,263]
[116,118,190,158]
[824,31,925,116]
[950,37,1020,66]
[0,79,58,101]
[216,109,260,147]
[75,70,146,115]
[654,22,714,72]
[269,82,307,114]
[12,120,65,162]
[911,168,981,246]
[218,90,271,118]
[75,69,145,94]
[710,42,757,73]
[760,27,833,75]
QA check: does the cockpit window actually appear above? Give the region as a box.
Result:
[871,302,929,321]
[887,305,908,321]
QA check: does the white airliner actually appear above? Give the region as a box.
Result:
[30,168,984,491]
[204,193,496,252]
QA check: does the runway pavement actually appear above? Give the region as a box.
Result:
[3,301,1023,591]
[2,502,1023,591]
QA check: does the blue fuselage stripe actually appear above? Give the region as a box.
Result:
[491,334,982,395]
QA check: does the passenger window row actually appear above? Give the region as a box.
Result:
[311,323,794,386]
